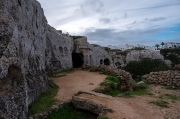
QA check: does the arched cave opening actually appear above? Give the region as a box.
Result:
[72,53,84,68]
[104,58,110,65]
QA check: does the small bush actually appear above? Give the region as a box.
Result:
[101,87,121,97]
[160,48,180,66]
[105,76,120,83]
[104,47,111,52]
[100,82,108,86]
[123,58,170,76]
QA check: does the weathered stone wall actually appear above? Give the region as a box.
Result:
[0,0,73,118]
[83,65,135,91]
[142,70,180,86]
[45,25,73,74]
[73,37,112,66]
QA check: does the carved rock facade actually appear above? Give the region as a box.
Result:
[73,37,112,67]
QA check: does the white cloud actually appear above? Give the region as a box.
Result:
[37,0,180,45]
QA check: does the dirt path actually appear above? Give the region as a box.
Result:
[53,69,106,102]
[53,69,180,119]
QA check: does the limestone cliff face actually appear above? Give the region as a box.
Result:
[0,0,73,118]
[73,37,112,66]
[45,25,73,74]
[126,50,164,64]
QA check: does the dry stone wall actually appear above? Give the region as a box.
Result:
[0,0,73,118]
[142,70,180,86]
[83,65,135,91]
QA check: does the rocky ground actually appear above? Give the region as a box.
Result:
[52,69,180,119]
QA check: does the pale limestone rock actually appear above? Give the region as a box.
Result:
[126,50,164,64]
[0,0,73,118]
[74,37,112,66]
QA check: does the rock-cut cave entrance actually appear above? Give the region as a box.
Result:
[104,58,110,65]
[72,53,84,68]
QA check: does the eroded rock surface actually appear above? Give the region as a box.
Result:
[73,37,112,66]
[126,50,164,64]
[0,0,73,118]
[72,91,111,115]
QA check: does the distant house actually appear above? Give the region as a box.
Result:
[164,42,180,49]
[108,44,157,51]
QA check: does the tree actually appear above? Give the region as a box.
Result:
[161,42,164,49]
[155,44,160,50]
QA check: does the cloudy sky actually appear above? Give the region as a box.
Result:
[37,0,180,46]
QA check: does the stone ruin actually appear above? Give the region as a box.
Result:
[142,70,180,86]
[73,37,112,68]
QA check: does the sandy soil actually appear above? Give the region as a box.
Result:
[53,69,180,119]
[53,69,106,102]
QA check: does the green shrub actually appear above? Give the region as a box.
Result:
[110,82,116,90]
[104,47,111,52]
[46,104,96,119]
[160,48,180,66]
[102,88,120,97]
[105,76,120,83]
[100,82,108,86]
[123,58,170,76]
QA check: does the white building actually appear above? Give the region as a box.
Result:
[164,42,180,49]
[108,44,157,51]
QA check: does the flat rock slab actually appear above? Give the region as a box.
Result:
[72,91,113,115]
[71,91,158,119]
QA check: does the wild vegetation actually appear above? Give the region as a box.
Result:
[100,75,121,97]
[104,47,111,52]
[28,83,59,116]
[160,48,180,66]
[46,104,97,119]
[99,75,151,97]
[123,58,170,76]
